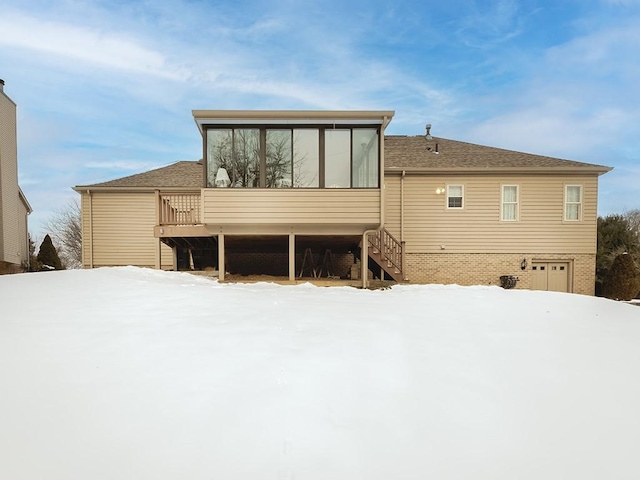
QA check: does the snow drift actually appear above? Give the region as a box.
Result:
[1,267,639,479]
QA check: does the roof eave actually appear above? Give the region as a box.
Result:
[385,166,614,175]
[192,110,395,135]
[73,185,201,193]
[18,186,33,213]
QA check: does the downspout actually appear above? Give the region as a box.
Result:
[362,115,391,289]
[400,170,407,280]
[400,170,405,242]
[86,189,94,269]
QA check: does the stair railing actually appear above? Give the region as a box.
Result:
[367,228,404,277]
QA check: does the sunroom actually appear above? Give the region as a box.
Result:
[154,110,403,285]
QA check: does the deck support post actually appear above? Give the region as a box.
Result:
[401,241,407,281]
[362,230,376,289]
[172,246,178,271]
[155,238,161,270]
[218,234,225,282]
[289,233,295,282]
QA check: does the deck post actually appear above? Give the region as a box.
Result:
[401,240,407,281]
[155,238,161,270]
[218,234,225,282]
[289,233,295,282]
[154,189,161,226]
[362,231,371,289]
[172,246,178,271]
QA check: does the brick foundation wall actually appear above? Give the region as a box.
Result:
[405,253,596,295]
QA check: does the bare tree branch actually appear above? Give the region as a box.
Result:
[43,199,82,269]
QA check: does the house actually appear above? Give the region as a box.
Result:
[74,110,611,294]
[0,79,32,274]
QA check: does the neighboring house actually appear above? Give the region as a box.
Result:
[0,79,32,274]
[74,110,611,294]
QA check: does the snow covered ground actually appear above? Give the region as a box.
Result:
[1,266,639,479]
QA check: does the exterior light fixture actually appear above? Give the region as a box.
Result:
[435,187,445,195]
[521,258,527,270]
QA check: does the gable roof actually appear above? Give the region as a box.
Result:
[74,161,203,190]
[384,136,612,174]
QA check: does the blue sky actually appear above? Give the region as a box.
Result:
[1,0,639,239]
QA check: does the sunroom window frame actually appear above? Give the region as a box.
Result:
[203,123,381,189]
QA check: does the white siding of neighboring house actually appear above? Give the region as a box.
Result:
[17,193,29,265]
[0,89,22,266]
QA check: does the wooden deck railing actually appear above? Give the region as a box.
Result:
[368,228,404,277]
[159,192,201,225]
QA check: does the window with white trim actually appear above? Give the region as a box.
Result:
[447,185,463,209]
[565,185,582,221]
[501,185,519,221]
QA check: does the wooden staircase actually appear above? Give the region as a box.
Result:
[366,229,406,283]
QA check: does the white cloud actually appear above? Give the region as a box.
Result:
[455,0,524,47]
[0,12,189,80]
[84,160,164,171]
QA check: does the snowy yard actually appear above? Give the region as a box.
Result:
[1,266,639,479]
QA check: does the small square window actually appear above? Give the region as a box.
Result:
[447,185,463,209]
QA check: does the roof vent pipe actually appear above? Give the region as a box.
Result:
[0,79,4,92]
[425,123,433,140]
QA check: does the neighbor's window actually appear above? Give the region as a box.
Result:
[447,185,464,208]
[565,185,582,221]
[502,185,519,221]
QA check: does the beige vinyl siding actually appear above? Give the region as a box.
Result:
[81,192,172,268]
[0,93,20,265]
[203,189,381,227]
[385,174,598,254]
[81,192,91,266]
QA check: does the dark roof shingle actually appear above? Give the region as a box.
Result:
[77,161,203,189]
[384,136,611,172]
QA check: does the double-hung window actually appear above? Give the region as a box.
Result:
[447,185,464,209]
[565,185,582,221]
[501,185,519,221]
